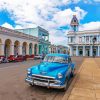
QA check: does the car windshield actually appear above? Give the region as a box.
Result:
[43,56,68,63]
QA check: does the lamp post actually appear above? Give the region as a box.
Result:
[92,36,96,58]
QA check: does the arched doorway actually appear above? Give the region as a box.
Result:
[22,42,27,56]
[4,39,12,57]
[79,49,83,56]
[34,44,37,55]
[29,43,33,55]
[86,49,90,56]
[93,48,97,56]
[39,45,42,54]
[14,40,20,56]
[0,39,2,55]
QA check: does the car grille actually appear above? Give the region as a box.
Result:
[32,74,57,83]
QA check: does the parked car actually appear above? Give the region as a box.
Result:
[34,55,43,60]
[0,56,3,63]
[25,53,75,90]
[8,55,15,62]
[1,57,9,63]
[15,55,24,62]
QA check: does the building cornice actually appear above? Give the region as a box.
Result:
[68,30,100,35]
[0,26,39,42]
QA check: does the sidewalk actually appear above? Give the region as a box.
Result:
[63,58,100,100]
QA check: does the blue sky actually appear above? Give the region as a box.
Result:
[0,0,100,46]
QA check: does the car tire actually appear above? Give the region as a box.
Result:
[70,68,75,77]
[62,79,68,91]
[70,71,74,77]
[29,83,34,87]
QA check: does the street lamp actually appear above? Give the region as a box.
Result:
[92,36,97,58]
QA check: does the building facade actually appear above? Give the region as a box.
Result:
[49,44,68,54]
[17,26,51,55]
[0,26,38,57]
[68,30,100,56]
[57,45,68,54]
[49,44,57,53]
[67,15,100,57]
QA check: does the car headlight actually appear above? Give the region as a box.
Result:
[58,73,63,79]
[27,68,31,74]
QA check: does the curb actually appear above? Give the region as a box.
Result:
[62,60,85,100]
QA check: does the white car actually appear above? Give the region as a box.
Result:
[0,57,3,63]
[34,55,43,59]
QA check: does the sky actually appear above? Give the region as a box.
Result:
[0,0,100,46]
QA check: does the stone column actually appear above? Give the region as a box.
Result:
[0,44,4,56]
[98,46,100,56]
[90,46,93,57]
[32,45,34,55]
[19,45,22,55]
[10,45,14,55]
[85,36,86,44]
[76,46,78,56]
[83,46,85,56]
[26,44,29,55]
[89,36,90,44]
[70,46,73,56]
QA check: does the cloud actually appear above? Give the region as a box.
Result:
[0,0,87,46]
[93,0,100,2]
[2,22,14,29]
[79,21,100,31]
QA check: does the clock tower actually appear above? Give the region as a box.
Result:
[70,15,79,32]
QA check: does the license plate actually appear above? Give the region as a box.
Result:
[34,80,48,86]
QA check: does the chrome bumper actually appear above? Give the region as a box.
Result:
[25,77,65,89]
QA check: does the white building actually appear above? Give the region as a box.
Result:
[0,26,38,57]
[49,44,68,54]
[67,15,100,57]
[68,30,100,56]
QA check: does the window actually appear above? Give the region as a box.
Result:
[79,37,82,42]
[86,36,89,42]
[44,56,68,63]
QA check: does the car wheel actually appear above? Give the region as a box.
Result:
[62,79,68,91]
[29,83,34,87]
[70,68,75,77]
[70,71,74,77]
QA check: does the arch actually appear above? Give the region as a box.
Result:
[14,40,20,56]
[29,43,33,55]
[0,39,2,55]
[22,42,28,56]
[34,44,38,55]
[79,49,83,56]
[4,39,12,57]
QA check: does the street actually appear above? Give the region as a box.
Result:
[0,57,84,100]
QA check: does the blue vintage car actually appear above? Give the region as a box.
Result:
[25,53,75,90]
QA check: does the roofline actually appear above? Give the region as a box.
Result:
[0,26,39,41]
[16,26,49,34]
[68,30,100,35]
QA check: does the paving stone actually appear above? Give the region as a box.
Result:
[71,88,95,98]
[95,90,100,99]
[94,84,100,90]
[68,95,96,100]
[93,76,100,84]
[64,58,100,100]
[74,79,94,90]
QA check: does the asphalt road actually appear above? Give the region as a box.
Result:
[0,57,84,100]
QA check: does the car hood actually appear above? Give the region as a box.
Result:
[31,62,68,77]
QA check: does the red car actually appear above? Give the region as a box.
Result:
[8,55,15,62]
[15,55,24,62]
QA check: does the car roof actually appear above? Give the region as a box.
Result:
[46,53,70,58]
